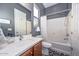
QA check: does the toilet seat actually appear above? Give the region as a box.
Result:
[42,42,52,48]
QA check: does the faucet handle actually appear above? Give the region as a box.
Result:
[64,37,68,40]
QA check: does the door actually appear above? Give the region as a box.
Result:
[14,8,27,36]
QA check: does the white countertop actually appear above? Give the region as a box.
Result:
[0,37,43,56]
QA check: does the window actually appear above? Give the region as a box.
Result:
[33,4,40,35]
[33,4,39,27]
[34,6,39,18]
[34,17,38,27]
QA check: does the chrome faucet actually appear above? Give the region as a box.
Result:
[19,34,23,40]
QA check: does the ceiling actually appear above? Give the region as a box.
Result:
[43,3,57,8]
[19,3,32,11]
[19,3,58,11]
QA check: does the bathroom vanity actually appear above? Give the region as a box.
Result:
[0,36,43,56]
[21,41,42,56]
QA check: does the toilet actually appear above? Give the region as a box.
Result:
[42,42,52,55]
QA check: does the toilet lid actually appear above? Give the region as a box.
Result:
[42,42,52,48]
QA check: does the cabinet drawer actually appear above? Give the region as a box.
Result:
[20,41,42,56]
[34,41,42,56]
[21,48,33,56]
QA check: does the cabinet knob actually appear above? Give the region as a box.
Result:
[30,52,32,54]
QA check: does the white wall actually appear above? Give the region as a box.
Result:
[40,16,69,44]
[40,16,48,40]
[47,17,68,43]
[67,3,79,56]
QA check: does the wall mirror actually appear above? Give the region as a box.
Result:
[14,8,27,36]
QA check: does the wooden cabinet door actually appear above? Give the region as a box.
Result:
[21,48,33,56]
[34,41,42,56]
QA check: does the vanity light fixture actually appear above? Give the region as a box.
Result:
[0,19,10,24]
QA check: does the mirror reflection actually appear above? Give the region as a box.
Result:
[0,3,32,38]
